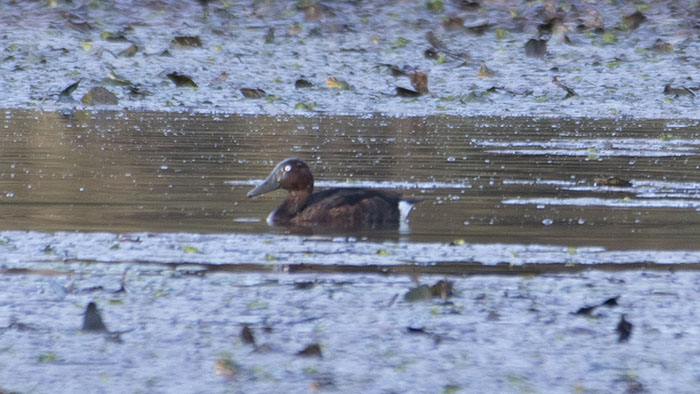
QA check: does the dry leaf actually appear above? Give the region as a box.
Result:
[409,72,429,94]
[240,88,266,98]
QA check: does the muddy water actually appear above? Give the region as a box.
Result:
[1,110,699,249]
[3,110,700,394]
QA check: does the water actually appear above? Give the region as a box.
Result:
[1,110,699,249]
[2,110,700,394]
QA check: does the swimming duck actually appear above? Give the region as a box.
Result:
[247,158,420,229]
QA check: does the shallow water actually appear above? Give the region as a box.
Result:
[1,110,699,250]
[2,0,699,119]
[2,110,700,394]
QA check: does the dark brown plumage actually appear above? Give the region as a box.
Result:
[247,158,419,229]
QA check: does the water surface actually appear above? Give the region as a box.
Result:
[1,110,699,250]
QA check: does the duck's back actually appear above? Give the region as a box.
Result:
[295,188,402,229]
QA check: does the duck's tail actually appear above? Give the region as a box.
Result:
[399,198,423,223]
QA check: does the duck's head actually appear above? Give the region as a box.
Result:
[247,158,314,198]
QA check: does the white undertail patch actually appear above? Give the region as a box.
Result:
[398,200,417,223]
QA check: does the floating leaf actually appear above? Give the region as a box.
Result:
[294,101,315,111]
[430,279,454,299]
[495,28,508,39]
[650,39,673,54]
[38,352,58,362]
[297,343,323,358]
[213,358,239,378]
[443,16,464,30]
[240,88,266,98]
[404,285,432,302]
[264,27,275,44]
[167,72,197,87]
[552,76,577,99]
[410,71,429,94]
[81,41,93,51]
[663,84,694,97]
[477,62,495,78]
[426,31,444,49]
[104,70,131,86]
[393,37,411,48]
[101,31,128,41]
[622,11,646,30]
[466,22,492,35]
[444,385,462,394]
[183,245,200,253]
[171,36,202,48]
[425,0,443,11]
[295,78,312,88]
[119,43,138,57]
[616,315,633,342]
[574,296,620,315]
[240,325,255,345]
[524,38,547,58]
[58,79,81,103]
[82,301,108,332]
[396,87,420,97]
[326,77,350,90]
[81,86,118,105]
[602,32,617,43]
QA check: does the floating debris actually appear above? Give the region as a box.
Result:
[574,296,620,316]
[240,88,267,99]
[410,72,429,95]
[119,43,139,57]
[58,79,81,103]
[552,76,577,99]
[81,86,118,105]
[477,62,495,78]
[166,72,197,88]
[622,11,647,30]
[593,177,631,187]
[650,39,673,54]
[443,16,464,30]
[240,324,255,345]
[264,27,275,44]
[430,279,454,300]
[326,77,351,90]
[396,87,420,97]
[297,343,323,358]
[663,84,694,97]
[171,36,202,48]
[616,315,633,342]
[524,38,547,58]
[213,358,239,379]
[82,301,108,332]
[295,78,313,88]
[426,31,444,50]
[466,21,492,35]
[404,284,432,302]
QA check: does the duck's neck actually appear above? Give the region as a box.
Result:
[271,190,312,224]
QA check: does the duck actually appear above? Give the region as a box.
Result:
[247,158,420,229]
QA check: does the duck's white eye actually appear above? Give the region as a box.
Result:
[284,164,292,172]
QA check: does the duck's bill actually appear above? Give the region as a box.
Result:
[247,174,281,198]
